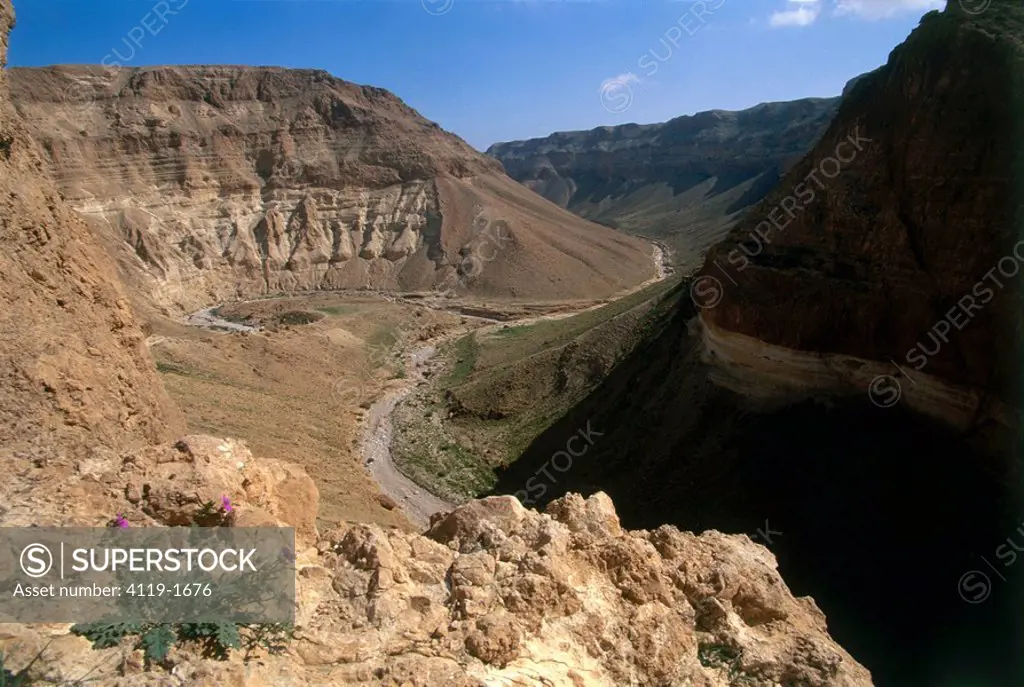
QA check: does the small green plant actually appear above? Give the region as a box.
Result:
[71,621,234,667]
[241,622,291,660]
[71,621,292,667]
[697,642,757,683]
[0,135,12,161]
[155,361,187,375]
[71,498,292,670]
[698,642,740,669]
[190,496,232,528]
[276,311,321,326]
[0,648,38,687]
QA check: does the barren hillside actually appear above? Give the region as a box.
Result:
[488,96,839,268]
[8,65,656,315]
[0,14,182,468]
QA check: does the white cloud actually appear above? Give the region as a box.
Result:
[769,0,822,28]
[599,72,641,91]
[834,0,944,19]
[768,0,942,27]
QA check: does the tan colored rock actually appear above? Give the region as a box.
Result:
[285,196,332,269]
[464,614,522,667]
[546,490,622,538]
[331,222,357,261]
[7,64,657,316]
[386,220,420,260]
[0,0,182,465]
[126,435,319,547]
[0,452,874,686]
[426,494,527,552]
[255,206,289,269]
[240,455,320,549]
[235,492,867,686]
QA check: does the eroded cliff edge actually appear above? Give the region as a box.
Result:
[697,2,1024,437]
[0,2,182,465]
[8,65,656,314]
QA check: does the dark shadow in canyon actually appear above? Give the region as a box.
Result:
[490,289,1023,686]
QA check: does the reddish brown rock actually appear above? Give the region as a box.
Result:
[699,2,1024,414]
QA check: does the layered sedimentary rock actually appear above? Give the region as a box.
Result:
[8,66,655,314]
[487,97,838,268]
[697,0,1024,431]
[0,4,871,683]
[0,1,182,460]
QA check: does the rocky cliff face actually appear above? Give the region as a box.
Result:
[698,1,1024,434]
[9,481,875,686]
[0,2,182,462]
[8,66,655,314]
[487,97,838,268]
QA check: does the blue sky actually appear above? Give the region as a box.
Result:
[7,0,942,150]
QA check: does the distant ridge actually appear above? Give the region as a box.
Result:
[487,95,841,269]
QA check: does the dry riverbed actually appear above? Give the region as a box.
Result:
[168,243,672,529]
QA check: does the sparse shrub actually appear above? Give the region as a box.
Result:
[697,642,756,683]
[71,621,245,667]
[276,310,322,326]
[190,496,232,527]
[72,498,291,669]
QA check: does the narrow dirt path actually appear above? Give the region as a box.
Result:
[361,343,456,528]
[183,306,261,332]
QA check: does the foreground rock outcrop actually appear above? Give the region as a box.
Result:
[488,97,838,268]
[8,65,656,314]
[4,486,873,686]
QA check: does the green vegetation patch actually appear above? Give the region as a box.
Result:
[697,642,757,684]
[155,360,190,376]
[476,277,678,371]
[396,442,496,503]
[208,306,251,325]
[443,334,480,387]
[391,277,685,503]
[276,310,324,326]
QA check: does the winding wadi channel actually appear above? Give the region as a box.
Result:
[184,242,672,529]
